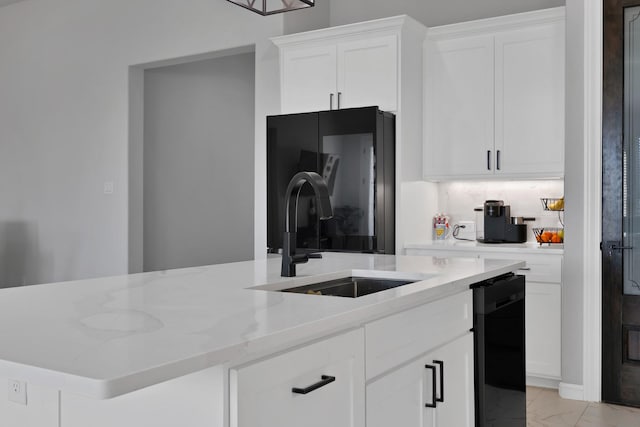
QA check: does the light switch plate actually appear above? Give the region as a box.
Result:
[103,181,114,195]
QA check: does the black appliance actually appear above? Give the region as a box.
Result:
[477,200,527,243]
[267,106,395,254]
[472,273,526,427]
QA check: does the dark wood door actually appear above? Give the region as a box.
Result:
[603,0,640,407]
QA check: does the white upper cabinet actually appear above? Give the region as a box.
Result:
[273,16,425,115]
[281,45,337,113]
[425,35,495,177]
[494,22,565,176]
[336,35,398,111]
[424,7,566,180]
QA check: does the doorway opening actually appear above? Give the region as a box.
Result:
[129,47,256,273]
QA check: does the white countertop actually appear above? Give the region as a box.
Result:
[405,239,564,255]
[0,253,524,399]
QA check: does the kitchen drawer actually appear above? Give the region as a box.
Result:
[481,253,562,284]
[230,329,365,427]
[365,290,472,380]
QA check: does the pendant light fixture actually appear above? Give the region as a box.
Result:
[227,0,314,16]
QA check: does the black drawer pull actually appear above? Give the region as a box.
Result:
[425,364,437,408]
[434,360,444,403]
[292,375,335,394]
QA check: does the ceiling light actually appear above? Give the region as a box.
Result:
[227,0,314,16]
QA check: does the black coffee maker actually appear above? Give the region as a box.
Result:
[476,200,527,243]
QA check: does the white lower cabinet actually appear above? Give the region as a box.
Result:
[526,281,562,379]
[478,251,562,383]
[230,329,365,427]
[405,247,563,386]
[367,333,475,427]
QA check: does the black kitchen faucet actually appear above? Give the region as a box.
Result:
[281,172,333,277]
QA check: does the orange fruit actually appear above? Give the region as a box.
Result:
[551,235,561,243]
[541,231,553,242]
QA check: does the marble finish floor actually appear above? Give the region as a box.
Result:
[527,387,640,426]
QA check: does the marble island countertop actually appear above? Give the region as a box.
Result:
[0,253,524,399]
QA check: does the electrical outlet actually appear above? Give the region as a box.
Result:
[459,221,476,233]
[456,221,477,240]
[8,380,27,405]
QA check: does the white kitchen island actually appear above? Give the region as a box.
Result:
[0,253,524,427]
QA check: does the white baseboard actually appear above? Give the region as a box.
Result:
[527,376,560,389]
[559,382,585,401]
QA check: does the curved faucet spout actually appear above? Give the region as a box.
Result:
[281,171,333,277]
[284,171,333,233]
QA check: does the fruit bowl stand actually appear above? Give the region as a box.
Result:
[536,198,565,245]
[533,227,564,245]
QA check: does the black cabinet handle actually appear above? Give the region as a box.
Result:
[434,360,444,403]
[497,150,501,170]
[292,375,335,395]
[487,150,491,170]
[337,91,342,109]
[329,93,334,110]
[425,364,437,408]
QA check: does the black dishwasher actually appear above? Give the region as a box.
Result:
[472,273,526,427]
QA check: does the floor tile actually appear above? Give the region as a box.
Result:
[527,388,589,426]
[575,402,640,427]
[527,386,544,406]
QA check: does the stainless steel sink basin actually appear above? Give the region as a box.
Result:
[280,276,418,298]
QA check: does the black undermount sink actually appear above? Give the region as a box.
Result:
[281,276,418,298]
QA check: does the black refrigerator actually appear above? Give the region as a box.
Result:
[267,106,395,254]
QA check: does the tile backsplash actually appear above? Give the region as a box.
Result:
[437,180,565,243]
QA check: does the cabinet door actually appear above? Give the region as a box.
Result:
[367,358,429,427]
[424,35,494,178]
[337,35,398,111]
[428,333,475,427]
[230,329,364,427]
[494,21,565,176]
[281,44,337,114]
[525,281,562,379]
[366,333,474,427]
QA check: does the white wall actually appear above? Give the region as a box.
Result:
[142,53,255,272]
[282,0,566,31]
[328,0,565,27]
[283,0,330,34]
[562,0,586,389]
[0,0,283,285]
